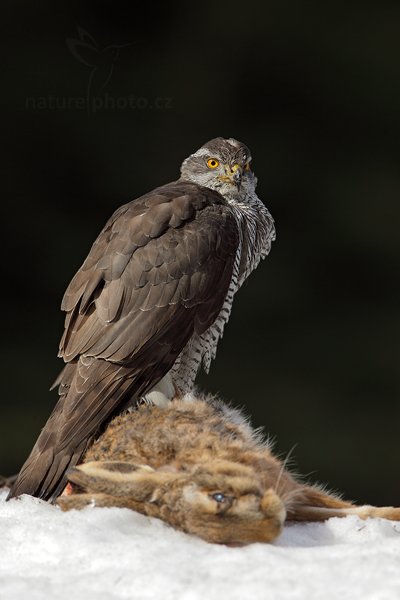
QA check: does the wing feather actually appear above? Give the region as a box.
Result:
[59,182,239,363]
[9,180,239,501]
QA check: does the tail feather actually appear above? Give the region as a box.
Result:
[9,443,88,502]
[8,337,180,502]
[7,358,138,502]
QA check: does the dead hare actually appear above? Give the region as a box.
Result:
[57,394,400,545]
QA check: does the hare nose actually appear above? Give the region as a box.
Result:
[261,489,286,523]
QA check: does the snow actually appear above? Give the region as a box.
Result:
[1,489,400,600]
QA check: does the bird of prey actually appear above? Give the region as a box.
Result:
[8,137,275,502]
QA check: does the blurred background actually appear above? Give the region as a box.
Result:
[1,0,399,505]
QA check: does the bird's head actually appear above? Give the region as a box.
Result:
[180,137,257,202]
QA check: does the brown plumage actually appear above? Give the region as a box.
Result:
[57,393,400,545]
[9,182,239,500]
[9,137,275,502]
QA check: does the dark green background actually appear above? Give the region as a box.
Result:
[2,0,399,505]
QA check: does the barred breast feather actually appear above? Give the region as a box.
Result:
[171,190,275,391]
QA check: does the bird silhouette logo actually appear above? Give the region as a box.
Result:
[66,26,132,110]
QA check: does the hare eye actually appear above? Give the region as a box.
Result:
[211,492,226,503]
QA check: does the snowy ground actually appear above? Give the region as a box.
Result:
[1,489,400,600]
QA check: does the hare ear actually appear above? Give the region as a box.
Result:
[57,492,115,511]
[66,461,173,501]
[84,461,154,475]
[57,491,155,513]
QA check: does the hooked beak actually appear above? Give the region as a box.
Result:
[218,163,243,188]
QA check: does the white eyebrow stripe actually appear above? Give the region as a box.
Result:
[190,147,213,159]
[227,138,240,148]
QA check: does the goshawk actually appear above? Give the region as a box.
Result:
[9,137,275,501]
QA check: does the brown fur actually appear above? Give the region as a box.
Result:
[57,394,400,545]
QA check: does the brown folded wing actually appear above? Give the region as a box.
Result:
[9,181,239,501]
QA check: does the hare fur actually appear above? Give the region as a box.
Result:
[57,393,400,545]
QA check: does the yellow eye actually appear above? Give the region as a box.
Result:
[207,158,219,169]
